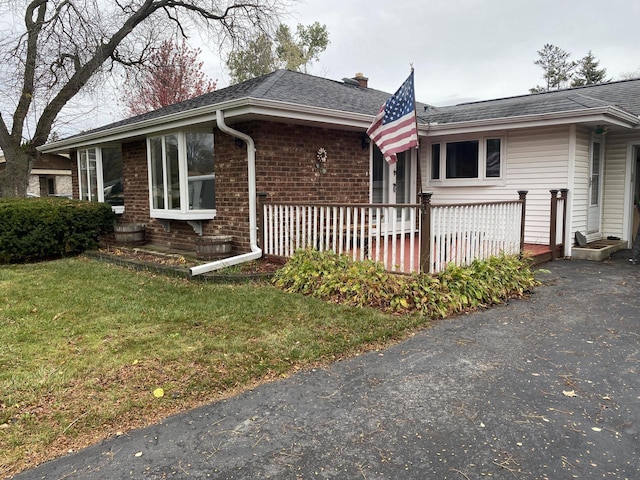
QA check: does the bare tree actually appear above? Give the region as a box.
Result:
[0,0,286,197]
[618,68,640,80]
[122,38,218,116]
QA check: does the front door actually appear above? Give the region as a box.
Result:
[371,147,416,230]
[588,137,604,234]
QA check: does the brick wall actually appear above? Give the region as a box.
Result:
[70,151,79,199]
[117,140,201,251]
[72,120,371,254]
[214,121,370,251]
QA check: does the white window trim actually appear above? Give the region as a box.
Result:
[147,130,216,220]
[77,146,125,214]
[427,135,506,187]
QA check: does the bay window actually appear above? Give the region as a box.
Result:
[429,136,503,183]
[148,131,215,220]
[77,146,124,213]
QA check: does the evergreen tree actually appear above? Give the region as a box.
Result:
[227,22,329,84]
[530,44,576,93]
[571,51,608,86]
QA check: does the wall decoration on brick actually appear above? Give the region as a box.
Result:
[315,147,328,175]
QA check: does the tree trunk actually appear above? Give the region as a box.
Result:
[0,148,34,198]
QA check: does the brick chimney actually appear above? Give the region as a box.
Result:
[354,72,368,88]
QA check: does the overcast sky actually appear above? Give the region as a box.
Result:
[199,0,640,106]
[53,0,640,134]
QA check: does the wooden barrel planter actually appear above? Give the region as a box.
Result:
[195,235,233,260]
[114,223,146,245]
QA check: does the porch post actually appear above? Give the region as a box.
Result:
[517,190,528,255]
[549,189,559,260]
[257,192,268,249]
[560,188,569,257]
[419,192,433,274]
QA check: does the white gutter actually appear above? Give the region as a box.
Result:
[418,106,640,136]
[190,110,262,276]
[37,97,375,154]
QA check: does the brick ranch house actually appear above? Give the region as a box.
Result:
[39,70,640,272]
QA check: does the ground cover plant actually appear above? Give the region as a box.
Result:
[273,248,539,317]
[0,251,538,477]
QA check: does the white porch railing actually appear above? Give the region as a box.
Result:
[430,201,524,273]
[259,191,530,274]
[261,203,421,273]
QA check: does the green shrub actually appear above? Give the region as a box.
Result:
[0,197,115,263]
[273,249,539,318]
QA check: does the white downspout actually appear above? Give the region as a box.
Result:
[190,110,262,276]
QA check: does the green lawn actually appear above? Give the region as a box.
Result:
[0,257,428,477]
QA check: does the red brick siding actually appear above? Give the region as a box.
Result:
[214,121,370,252]
[70,151,79,199]
[117,140,201,251]
[71,120,371,254]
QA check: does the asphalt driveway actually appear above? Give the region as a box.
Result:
[12,252,640,479]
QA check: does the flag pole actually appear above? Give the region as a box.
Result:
[410,65,423,196]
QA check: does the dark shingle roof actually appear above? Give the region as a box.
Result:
[419,78,640,125]
[63,72,640,143]
[83,70,399,137]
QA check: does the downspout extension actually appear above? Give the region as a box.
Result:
[190,110,262,276]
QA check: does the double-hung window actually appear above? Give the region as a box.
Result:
[148,131,215,220]
[77,146,124,213]
[430,136,504,183]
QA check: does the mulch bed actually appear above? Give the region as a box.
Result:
[86,246,285,282]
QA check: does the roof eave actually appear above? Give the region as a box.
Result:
[225,98,375,129]
[418,106,640,136]
[38,98,378,153]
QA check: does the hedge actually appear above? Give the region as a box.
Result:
[0,198,115,263]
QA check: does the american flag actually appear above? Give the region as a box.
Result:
[366,71,418,164]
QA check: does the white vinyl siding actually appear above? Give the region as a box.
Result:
[603,131,640,240]
[423,126,571,245]
[572,127,591,241]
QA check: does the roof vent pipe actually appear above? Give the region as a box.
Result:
[190,110,262,276]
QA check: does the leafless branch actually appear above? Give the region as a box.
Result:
[0,0,290,195]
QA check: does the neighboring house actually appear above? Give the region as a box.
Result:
[38,70,640,266]
[0,153,72,198]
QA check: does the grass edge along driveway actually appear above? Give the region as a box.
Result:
[0,257,431,477]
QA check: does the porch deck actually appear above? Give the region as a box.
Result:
[524,243,563,265]
[364,238,554,273]
[277,236,554,274]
